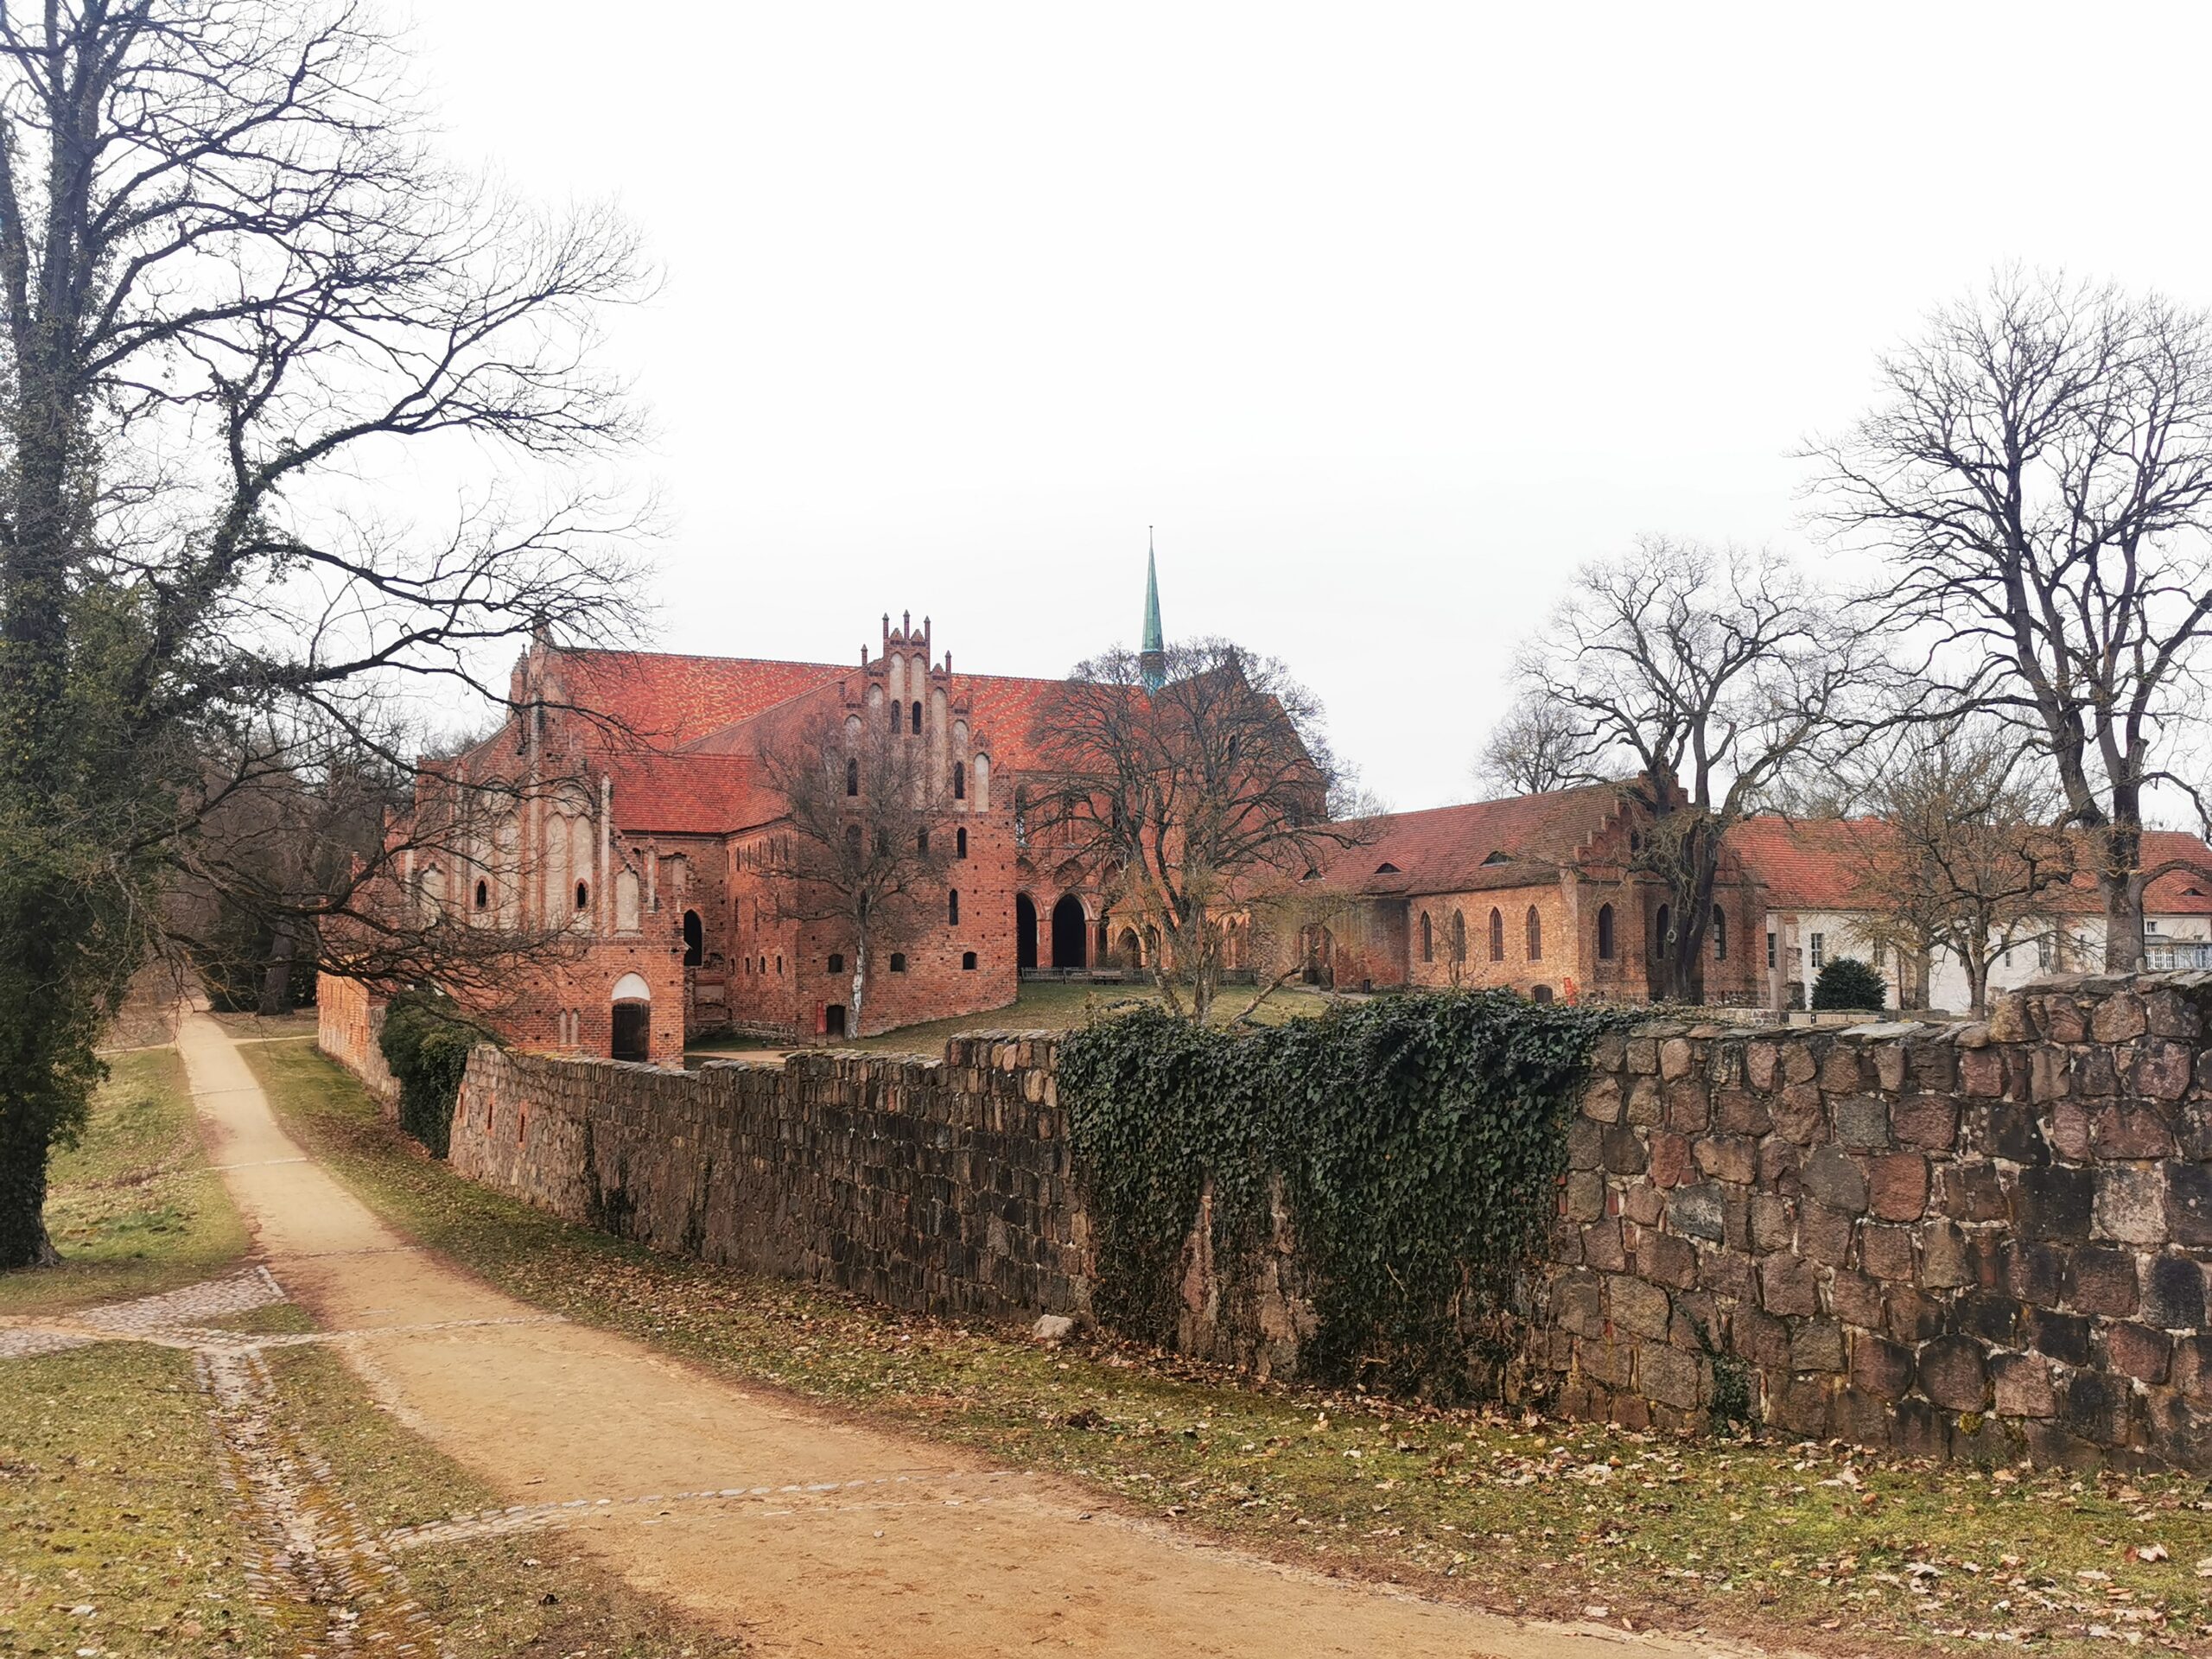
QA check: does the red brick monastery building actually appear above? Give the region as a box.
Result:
[317,574,2212,1068]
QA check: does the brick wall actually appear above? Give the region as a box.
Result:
[1542,975,2212,1471]
[315,973,397,1110]
[449,1034,1087,1322]
[436,971,2212,1471]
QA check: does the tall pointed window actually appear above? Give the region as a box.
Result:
[1597,903,1615,960]
[952,761,965,799]
[911,701,922,734]
[1451,910,1466,964]
[1489,907,1504,962]
[1712,905,1727,961]
[845,758,859,797]
[948,889,960,925]
[1526,906,1542,961]
[1420,912,1433,962]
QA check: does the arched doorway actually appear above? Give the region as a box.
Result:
[610,971,652,1062]
[1300,924,1335,988]
[1116,928,1142,970]
[1051,895,1087,969]
[1015,893,1038,969]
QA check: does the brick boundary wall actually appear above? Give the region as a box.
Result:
[316,974,397,1111]
[449,1036,1089,1325]
[435,973,2212,1471]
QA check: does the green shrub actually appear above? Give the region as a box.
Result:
[1058,990,1632,1400]
[376,990,485,1157]
[1811,956,1887,1011]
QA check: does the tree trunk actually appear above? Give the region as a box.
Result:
[0,1081,60,1269]
[2101,823,2147,972]
[258,917,297,1016]
[849,931,868,1032]
[1964,948,1990,1020]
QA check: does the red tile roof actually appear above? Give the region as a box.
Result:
[548,647,848,747]
[1307,785,1630,898]
[597,750,779,837]
[1724,817,1892,911]
[1728,817,2212,918]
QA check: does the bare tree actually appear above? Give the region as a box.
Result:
[0,3,648,1269]
[1810,270,2212,971]
[1517,538,1862,1002]
[1029,639,1358,1024]
[1845,722,2078,1016]
[755,705,952,1034]
[1473,691,1584,797]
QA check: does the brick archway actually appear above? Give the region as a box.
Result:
[1050,895,1087,969]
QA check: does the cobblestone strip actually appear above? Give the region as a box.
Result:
[377,1469,1027,1552]
[0,1325,93,1359]
[200,1344,444,1657]
[76,1265,285,1333]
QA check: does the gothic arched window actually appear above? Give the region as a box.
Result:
[1488,907,1504,962]
[1451,909,1466,963]
[1526,906,1542,961]
[1712,905,1727,961]
[845,758,859,797]
[1597,903,1615,960]
[952,761,965,800]
[948,889,960,925]
[1420,912,1433,962]
[911,701,922,734]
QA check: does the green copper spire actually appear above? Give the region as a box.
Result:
[1140,528,1166,692]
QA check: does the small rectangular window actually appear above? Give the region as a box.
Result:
[962,951,977,970]
[1766,931,1777,969]
[1809,932,1824,969]
[828,952,844,974]
[888,952,907,973]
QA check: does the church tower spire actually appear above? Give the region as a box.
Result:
[1140,528,1166,693]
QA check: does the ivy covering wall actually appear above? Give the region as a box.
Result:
[377,990,484,1157]
[1059,992,1630,1397]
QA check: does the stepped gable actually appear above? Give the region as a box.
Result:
[1310,784,1630,897]
[681,665,1068,778]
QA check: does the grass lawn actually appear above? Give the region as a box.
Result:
[0,1039,743,1659]
[206,1009,320,1042]
[249,1037,2212,1656]
[0,1342,279,1658]
[0,1047,249,1317]
[684,976,1340,1061]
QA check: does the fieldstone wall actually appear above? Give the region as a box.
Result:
[440,973,2212,1471]
[1541,974,2212,1471]
[449,1035,1086,1324]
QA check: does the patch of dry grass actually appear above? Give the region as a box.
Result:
[0,1047,248,1316]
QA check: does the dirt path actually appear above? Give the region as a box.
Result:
[177,1009,1756,1658]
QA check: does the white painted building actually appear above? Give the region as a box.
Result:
[1730,817,2212,1014]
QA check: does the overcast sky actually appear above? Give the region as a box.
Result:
[411,2,2212,811]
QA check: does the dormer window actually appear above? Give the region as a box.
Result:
[1482,850,1510,865]
[1374,861,1401,874]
